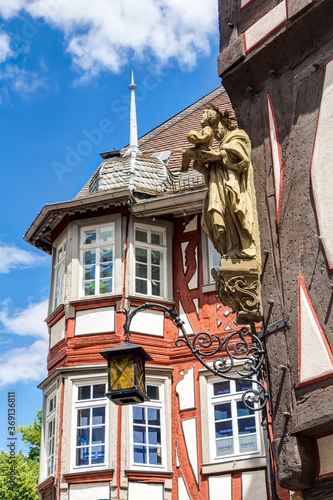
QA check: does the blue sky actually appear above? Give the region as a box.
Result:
[0,0,220,454]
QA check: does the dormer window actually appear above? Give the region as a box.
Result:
[151,151,171,165]
[80,224,114,297]
[53,239,66,309]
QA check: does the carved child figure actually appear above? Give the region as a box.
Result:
[181,108,215,175]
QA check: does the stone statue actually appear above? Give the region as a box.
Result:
[181,108,215,175]
[182,105,263,321]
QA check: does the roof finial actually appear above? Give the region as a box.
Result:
[124,71,142,157]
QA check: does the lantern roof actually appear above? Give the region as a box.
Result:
[100,342,153,361]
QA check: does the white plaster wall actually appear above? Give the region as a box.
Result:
[244,1,287,51]
[310,59,333,269]
[69,482,110,500]
[242,470,268,500]
[317,434,333,477]
[175,368,195,411]
[183,215,198,233]
[181,418,199,484]
[75,306,115,335]
[179,300,194,335]
[177,477,191,500]
[299,282,333,384]
[128,482,163,500]
[50,316,66,348]
[209,475,232,500]
[267,93,282,219]
[130,308,164,336]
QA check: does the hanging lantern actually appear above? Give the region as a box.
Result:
[100,342,152,406]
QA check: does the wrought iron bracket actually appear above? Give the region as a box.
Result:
[258,315,290,339]
[124,302,270,412]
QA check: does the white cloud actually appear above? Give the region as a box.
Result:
[0,299,48,338]
[0,0,218,77]
[0,30,12,63]
[0,64,49,95]
[0,243,49,273]
[0,339,48,387]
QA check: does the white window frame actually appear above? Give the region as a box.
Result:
[208,239,221,276]
[71,380,108,471]
[53,238,66,309]
[45,391,56,477]
[129,380,167,471]
[79,223,115,298]
[133,223,167,299]
[207,376,263,463]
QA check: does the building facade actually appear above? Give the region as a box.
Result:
[26,87,276,500]
[217,1,333,498]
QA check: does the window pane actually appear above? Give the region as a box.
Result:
[135,279,147,295]
[237,401,254,417]
[133,407,145,424]
[83,249,96,265]
[215,420,233,438]
[134,445,146,464]
[84,231,96,245]
[76,447,89,466]
[92,407,105,425]
[152,281,162,297]
[78,386,91,400]
[77,408,90,427]
[239,435,257,454]
[100,278,112,294]
[151,265,161,280]
[151,250,162,265]
[135,262,147,279]
[216,437,234,457]
[92,426,105,444]
[148,427,161,446]
[238,416,256,435]
[100,247,113,262]
[84,281,95,296]
[93,384,105,399]
[91,445,105,464]
[148,408,160,426]
[100,227,113,243]
[100,262,113,278]
[135,247,147,263]
[149,446,162,465]
[147,385,159,400]
[236,381,253,392]
[83,265,95,280]
[213,381,230,396]
[77,428,90,445]
[135,228,148,243]
[214,403,231,420]
[133,425,146,444]
[151,231,163,245]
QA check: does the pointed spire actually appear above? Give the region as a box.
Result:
[124,71,142,157]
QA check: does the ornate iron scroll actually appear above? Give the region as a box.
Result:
[123,303,269,411]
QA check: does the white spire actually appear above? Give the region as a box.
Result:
[124,71,142,157]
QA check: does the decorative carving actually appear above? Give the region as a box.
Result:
[182,105,263,321]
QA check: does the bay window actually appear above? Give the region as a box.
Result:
[53,239,66,309]
[46,392,56,476]
[134,225,166,298]
[208,379,261,462]
[80,225,114,297]
[130,383,166,469]
[73,382,108,468]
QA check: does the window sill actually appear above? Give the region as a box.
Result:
[201,283,216,294]
[125,469,173,483]
[64,468,114,484]
[201,456,266,475]
[128,294,175,306]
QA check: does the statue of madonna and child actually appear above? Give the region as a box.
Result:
[181,104,263,321]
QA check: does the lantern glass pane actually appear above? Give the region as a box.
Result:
[136,356,145,392]
[109,354,135,390]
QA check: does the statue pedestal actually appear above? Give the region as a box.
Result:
[212,256,263,322]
